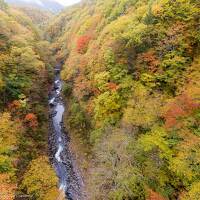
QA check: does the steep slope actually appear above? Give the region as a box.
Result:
[0,1,59,199]
[15,6,53,29]
[47,0,200,199]
[5,0,64,13]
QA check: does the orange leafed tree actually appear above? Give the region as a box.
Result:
[24,113,38,129]
[147,189,166,200]
[8,100,21,112]
[0,174,16,200]
[107,82,119,91]
[76,35,91,54]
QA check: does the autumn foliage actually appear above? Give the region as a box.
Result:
[0,1,57,199]
[138,50,160,73]
[107,82,119,91]
[147,189,166,200]
[31,0,200,199]
[164,93,199,129]
[0,174,16,200]
[24,113,38,129]
[76,35,91,54]
[7,100,22,118]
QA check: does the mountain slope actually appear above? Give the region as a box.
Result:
[0,0,59,199]
[16,6,53,28]
[5,0,64,13]
[47,0,200,199]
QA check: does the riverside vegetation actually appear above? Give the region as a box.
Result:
[1,0,200,199]
[0,0,59,199]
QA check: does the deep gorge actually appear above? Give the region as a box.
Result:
[48,64,84,200]
[0,0,200,200]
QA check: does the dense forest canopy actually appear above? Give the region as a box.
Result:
[0,0,59,199]
[0,0,200,199]
[47,0,200,199]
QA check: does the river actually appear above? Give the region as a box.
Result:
[48,64,84,200]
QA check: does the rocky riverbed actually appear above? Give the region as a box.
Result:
[48,64,84,200]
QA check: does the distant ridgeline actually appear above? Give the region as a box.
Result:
[0,1,60,199]
[5,0,64,13]
[47,0,200,199]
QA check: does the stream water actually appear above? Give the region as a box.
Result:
[48,64,83,200]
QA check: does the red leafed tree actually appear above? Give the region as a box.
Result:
[24,113,38,129]
[76,35,91,54]
[164,93,199,129]
[138,50,160,73]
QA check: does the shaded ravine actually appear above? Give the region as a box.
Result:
[48,64,84,200]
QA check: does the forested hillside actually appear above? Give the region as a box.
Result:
[15,6,53,29]
[0,1,59,199]
[47,0,200,199]
[5,0,64,13]
[1,0,200,199]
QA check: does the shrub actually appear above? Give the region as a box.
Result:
[62,82,72,96]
